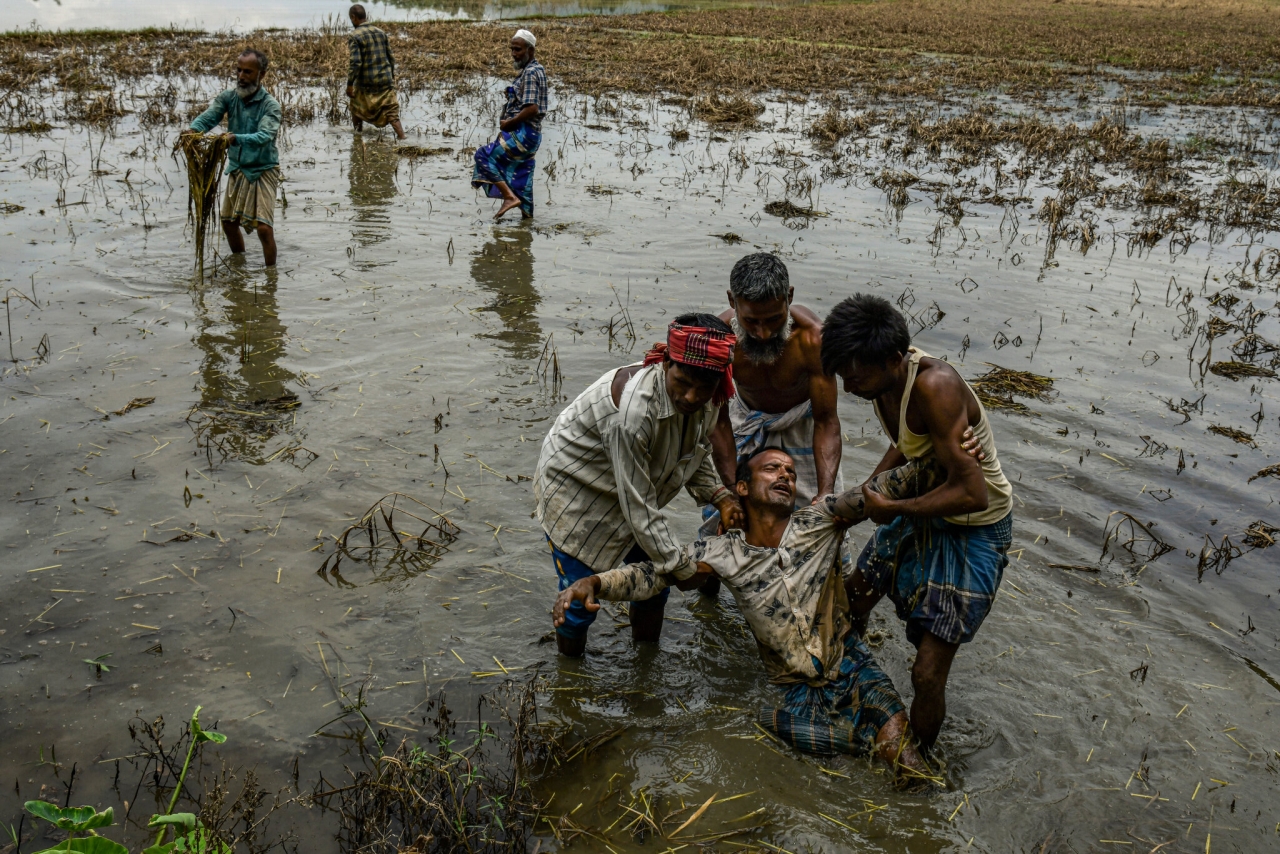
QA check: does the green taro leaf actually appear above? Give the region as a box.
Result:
[147,813,197,832]
[173,827,232,854]
[141,844,177,854]
[31,837,130,854]
[25,802,113,831]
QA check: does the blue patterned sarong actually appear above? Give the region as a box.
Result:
[472,122,540,217]
[857,512,1013,647]
[758,633,905,757]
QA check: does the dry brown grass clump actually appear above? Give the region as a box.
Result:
[763,199,826,220]
[1248,463,1280,483]
[692,94,764,126]
[397,145,453,158]
[807,106,872,150]
[1209,360,1277,381]
[1243,520,1279,548]
[970,366,1057,414]
[1208,424,1256,446]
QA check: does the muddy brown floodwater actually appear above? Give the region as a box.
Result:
[1,73,1278,854]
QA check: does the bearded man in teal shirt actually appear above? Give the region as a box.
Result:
[187,49,282,266]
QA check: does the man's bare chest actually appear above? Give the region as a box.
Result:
[734,359,809,407]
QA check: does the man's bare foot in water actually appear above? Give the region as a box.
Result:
[876,711,928,780]
[494,181,522,219]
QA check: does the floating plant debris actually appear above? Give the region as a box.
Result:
[1209,360,1276,381]
[969,365,1056,414]
[1242,520,1278,549]
[763,200,826,220]
[397,145,453,157]
[1208,424,1256,446]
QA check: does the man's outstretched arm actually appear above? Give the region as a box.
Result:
[552,561,714,629]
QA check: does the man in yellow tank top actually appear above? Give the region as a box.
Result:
[819,293,1014,753]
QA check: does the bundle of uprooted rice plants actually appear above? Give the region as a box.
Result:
[174,131,232,271]
[969,365,1056,414]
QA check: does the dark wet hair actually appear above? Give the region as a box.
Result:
[735,446,793,485]
[349,4,367,20]
[820,293,911,375]
[240,49,269,74]
[729,253,790,303]
[667,312,733,385]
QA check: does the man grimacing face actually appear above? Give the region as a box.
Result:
[738,450,797,510]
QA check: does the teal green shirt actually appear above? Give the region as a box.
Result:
[189,88,281,182]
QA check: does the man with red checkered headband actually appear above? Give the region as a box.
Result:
[533,313,744,657]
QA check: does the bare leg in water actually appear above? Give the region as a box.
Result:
[221,219,276,267]
[875,711,926,777]
[493,181,523,219]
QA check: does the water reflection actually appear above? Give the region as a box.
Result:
[348,138,399,265]
[190,268,302,466]
[471,227,542,359]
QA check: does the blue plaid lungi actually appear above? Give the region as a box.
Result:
[857,512,1013,647]
[472,121,540,218]
[550,539,667,640]
[758,633,905,757]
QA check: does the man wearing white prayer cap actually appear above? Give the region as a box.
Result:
[471,29,549,219]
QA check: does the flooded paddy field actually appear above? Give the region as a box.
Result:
[2,10,1280,853]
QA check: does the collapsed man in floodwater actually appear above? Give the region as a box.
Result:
[347,4,407,140]
[534,315,744,658]
[554,447,972,775]
[472,29,547,220]
[821,294,1015,751]
[186,49,282,267]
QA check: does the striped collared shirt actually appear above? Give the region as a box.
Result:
[502,60,548,130]
[348,23,396,92]
[534,363,723,577]
[596,499,852,685]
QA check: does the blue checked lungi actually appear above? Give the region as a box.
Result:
[758,633,905,757]
[472,122,540,217]
[550,539,668,640]
[857,512,1013,647]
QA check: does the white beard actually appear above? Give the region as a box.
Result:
[731,312,794,365]
[235,82,259,99]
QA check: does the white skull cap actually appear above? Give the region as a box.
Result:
[513,28,536,47]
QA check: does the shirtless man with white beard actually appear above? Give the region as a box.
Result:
[709,253,842,512]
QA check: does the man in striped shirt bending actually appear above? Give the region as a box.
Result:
[535,314,744,657]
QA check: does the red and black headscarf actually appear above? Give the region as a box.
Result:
[642,321,737,406]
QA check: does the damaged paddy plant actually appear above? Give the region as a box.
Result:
[1,0,1279,852]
